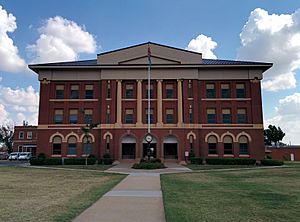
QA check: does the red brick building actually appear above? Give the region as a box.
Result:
[13,125,37,156]
[28,42,272,161]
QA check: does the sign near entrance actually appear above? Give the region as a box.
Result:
[185,151,189,157]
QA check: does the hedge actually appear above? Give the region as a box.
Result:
[30,157,96,166]
[132,162,166,169]
[190,157,203,165]
[261,159,284,166]
[205,157,256,165]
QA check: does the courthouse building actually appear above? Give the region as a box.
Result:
[28,42,272,161]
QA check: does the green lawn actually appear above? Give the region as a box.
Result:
[47,164,114,171]
[187,164,258,170]
[161,163,300,222]
[0,167,125,222]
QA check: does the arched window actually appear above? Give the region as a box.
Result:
[68,136,77,155]
[189,135,194,153]
[83,136,92,155]
[52,136,62,155]
[239,136,249,154]
[223,136,233,154]
[208,136,217,154]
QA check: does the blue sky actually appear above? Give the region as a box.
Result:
[1,0,300,143]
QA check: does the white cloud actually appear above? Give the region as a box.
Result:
[238,8,300,91]
[0,84,39,125]
[186,34,217,59]
[27,16,96,63]
[0,5,26,72]
[265,93,300,144]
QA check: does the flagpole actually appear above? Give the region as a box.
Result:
[148,43,151,134]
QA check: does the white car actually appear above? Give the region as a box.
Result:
[18,152,32,160]
[8,152,20,161]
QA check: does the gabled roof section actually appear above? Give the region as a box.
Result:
[96,42,202,65]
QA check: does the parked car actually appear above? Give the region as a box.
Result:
[8,152,20,161]
[0,152,9,160]
[18,152,32,160]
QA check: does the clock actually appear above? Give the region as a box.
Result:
[145,134,153,143]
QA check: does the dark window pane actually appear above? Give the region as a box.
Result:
[126,89,134,98]
[56,90,64,99]
[146,89,154,99]
[70,90,79,99]
[206,89,215,98]
[236,89,245,98]
[53,144,61,155]
[208,143,217,154]
[83,143,92,155]
[166,114,174,123]
[240,143,248,154]
[84,115,93,124]
[207,114,216,123]
[166,89,173,98]
[224,143,233,154]
[69,115,78,124]
[125,114,134,123]
[223,114,232,123]
[85,90,93,99]
[221,89,230,98]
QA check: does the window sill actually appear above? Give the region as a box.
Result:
[223,154,234,157]
[239,154,250,157]
[208,154,218,157]
[51,155,62,157]
[67,155,77,157]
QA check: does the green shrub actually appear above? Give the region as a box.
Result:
[37,153,46,160]
[101,153,112,165]
[205,157,256,165]
[132,162,166,169]
[45,158,62,165]
[189,151,195,158]
[64,158,96,165]
[261,159,284,166]
[190,157,203,164]
[140,158,162,163]
[30,157,45,165]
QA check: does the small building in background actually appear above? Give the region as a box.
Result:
[13,125,37,156]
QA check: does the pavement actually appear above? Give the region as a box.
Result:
[73,162,191,222]
[0,160,29,167]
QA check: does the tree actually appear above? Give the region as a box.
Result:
[81,123,97,165]
[264,125,285,146]
[0,124,14,153]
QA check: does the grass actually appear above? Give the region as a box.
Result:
[0,166,125,222]
[187,164,258,170]
[161,163,300,222]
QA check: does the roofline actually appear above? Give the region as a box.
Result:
[29,63,272,73]
[97,41,203,56]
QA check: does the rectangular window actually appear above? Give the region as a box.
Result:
[55,85,64,99]
[125,109,134,123]
[237,108,247,123]
[54,109,63,124]
[69,109,78,124]
[236,84,245,98]
[166,109,174,123]
[125,84,134,99]
[107,81,111,98]
[68,143,77,155]
[188,81,193,98]
[221,84,230,98]
[84,109,93,124]
[19,131,24,139]
[224,143,233,154]
[146,84,154,99]
[146,108,154,124]
[85,85,93,99]
[53,144,61,155]
[206,84,215,98]
[189,106,193,123]
[240,143,248,155]
[70,85,79,99]
[207,109,216,124]
[208,143,217,154]
[166,84,174,98]
[18,146,22,152]
[27,131,32,139]
[222,109,231,124]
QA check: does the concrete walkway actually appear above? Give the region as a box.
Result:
[73,163,191,222]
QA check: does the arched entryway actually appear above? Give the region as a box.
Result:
[163,135,178,159]
[142,136,157,158]
[121,135,136,159]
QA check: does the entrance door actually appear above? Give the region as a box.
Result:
[143,143,157,158]
[164,143,178,159]
[122,143,136,159]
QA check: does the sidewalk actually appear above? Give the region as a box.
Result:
[73,163,191,222]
